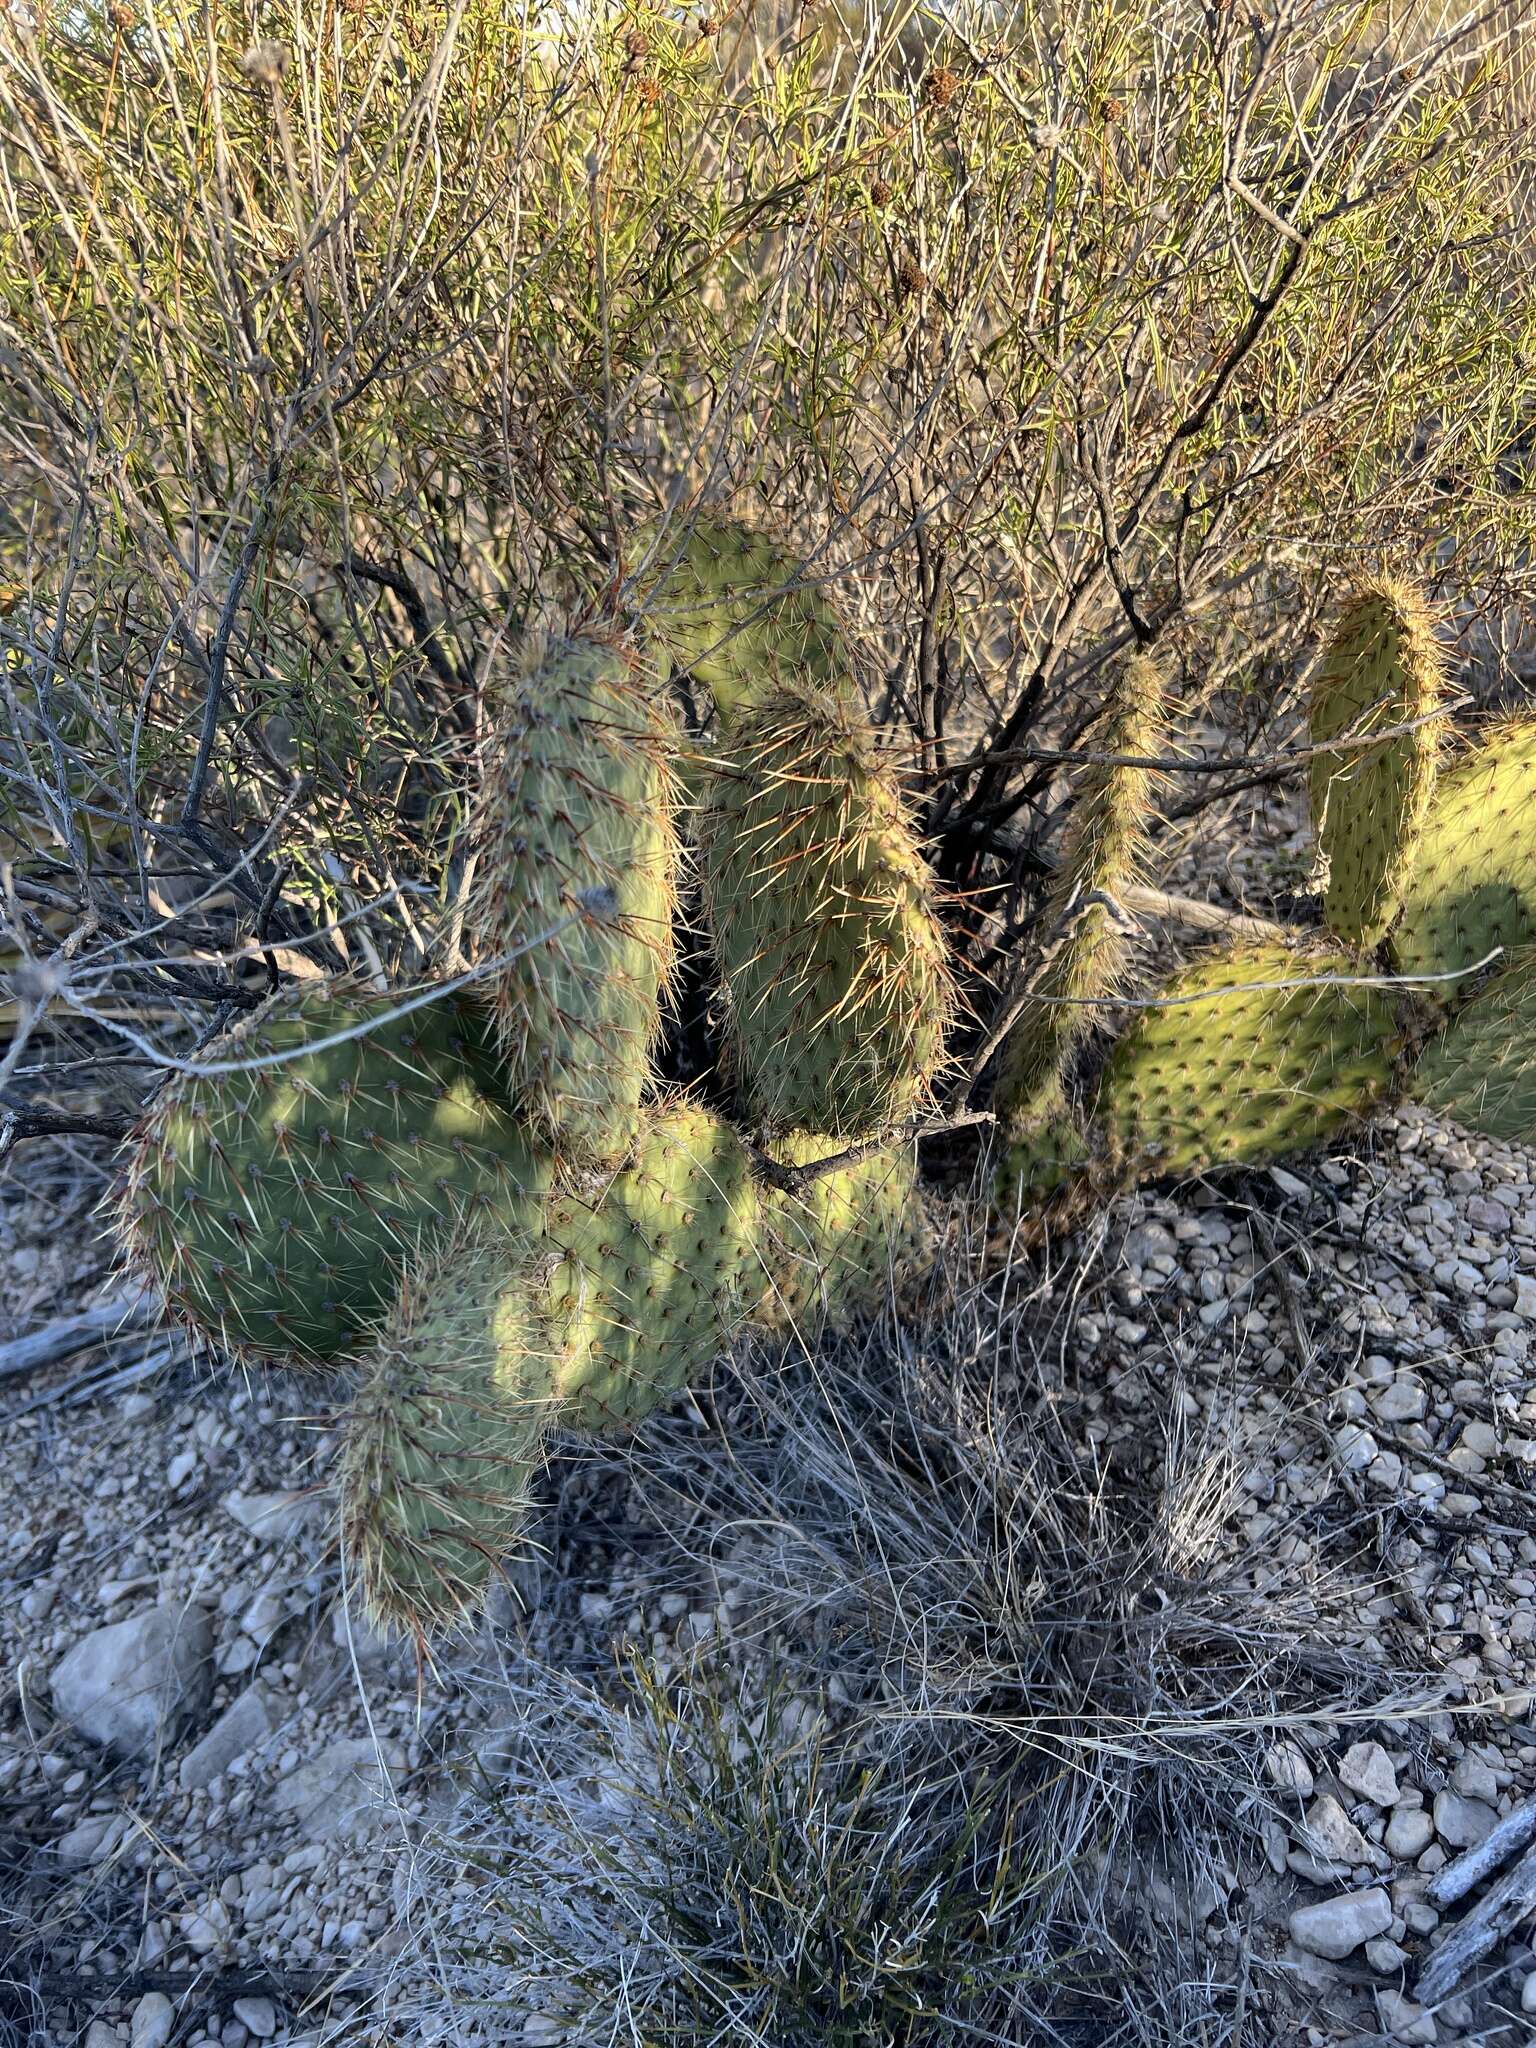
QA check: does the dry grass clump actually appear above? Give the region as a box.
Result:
[387,1234,1404,2046]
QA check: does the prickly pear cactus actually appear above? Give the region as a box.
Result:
[1391,719,1536,994]
[1096,942,1400,1177]
[757,1132,928,1331]
[1412,946,1536,1143]
[466,626,682,1162]
[1309,578,1443,949]
[120,988,550,1363]
[701,683,956,1140]
[634,514,850,727]
[341,1230,557,1634]
[995,652,1163,1137]
[533,1100,766,1427]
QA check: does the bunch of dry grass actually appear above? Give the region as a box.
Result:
[382,1221,1414,2046]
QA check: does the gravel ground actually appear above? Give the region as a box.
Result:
[5,1092,1536,2047]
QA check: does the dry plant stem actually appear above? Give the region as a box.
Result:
[1428,1796,1536,1910]
[1417,1835,1536,2004]
[744,1106,994,1197]
[0,1290,155,1384]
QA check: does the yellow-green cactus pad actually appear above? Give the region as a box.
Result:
[701,684,956,1140]
[633,513,851,727]
[1097,942,1400,1178]
[991,1115,1097,1218]
[1309,578,1443,949]
[995,652,1164,1136]
[533,1101,765,1429]
[1392,719,1536,995]
[756,1131,928,1332]
[120,988,549,1364]
[467,626,682,1162]
[1413,946,1536,1143]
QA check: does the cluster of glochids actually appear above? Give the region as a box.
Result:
[120,518,951,1639]
[118,526,1536,1638]
[993,577,1536,1215]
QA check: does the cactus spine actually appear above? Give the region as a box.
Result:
[466,626,682,1163]
[1309,578,1443,949]
[701,683,956,1139]
[994,652,1163,1138]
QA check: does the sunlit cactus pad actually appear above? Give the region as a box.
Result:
[121,989,548,1363]
[757,1132,928,1331]
[530,1101,765,1429]
[1309,579,1443,949]
[1096,943,1400,1178]
[702,683,955,1139]
[1412,946,1536,1143]
[466,625,681,1162]
[1391,719,1536,993]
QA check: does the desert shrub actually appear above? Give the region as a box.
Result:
[1,0,1533,1142]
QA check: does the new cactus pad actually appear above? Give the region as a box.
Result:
[634,513,851,726]
[1308,578,1443,949]
[757,1132,928,1330]
[701,683,955,1139]
[1390,719,1536,993]
[1096,943,1400,1177]
[121,989,549,1363]
[1412,946,1536,1143]
[341,1231,558,1633]
[995,652,1164,1136]
[466,626,682,1162]
[532,1101,766,1428]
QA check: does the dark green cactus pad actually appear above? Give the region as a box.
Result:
[1391,719,1536,995]
[1413,946,1536,1143]
[466,625,682,1163]
[634,513,851,727]
[1309,579,1443,950]
[701,683,956,1140]
[991,1115,1097,1218]
[995,652,1164,1136]
[757,1131,928,1332]
[341,1229,556,1635]
[1097,942,1400,1178]
[533,1101,765,1429]
[120,988,550,1363]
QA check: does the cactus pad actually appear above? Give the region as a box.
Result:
[635,514,850,726]
[1391,719,1536,994]
[466,626,682,1161]
[533,1101,765,1428]
[995,652,1163,1135]
[1412,946,1536,1143]
[1096,943,1400,1177]
[340,1231,559,1634]
[701,683,955,1139]
[120,989,549,1363]
[991,1115,1097,1218]
[1309,578,1443,949]
[757,1132,928,1331]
